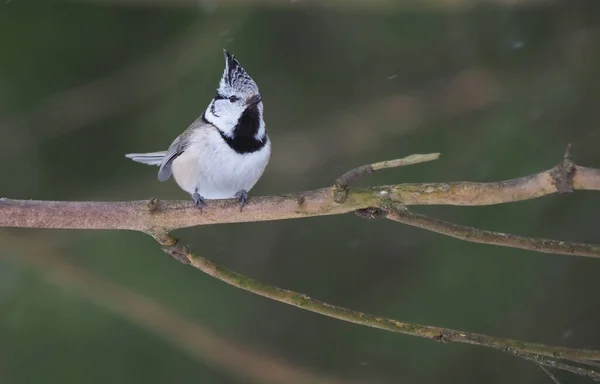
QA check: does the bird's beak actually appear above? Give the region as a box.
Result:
[246,94,262,107]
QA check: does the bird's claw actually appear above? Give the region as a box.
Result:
[235,190,248,211]
[192,191,205,213]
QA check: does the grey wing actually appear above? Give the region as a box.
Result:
[157,134,188,182]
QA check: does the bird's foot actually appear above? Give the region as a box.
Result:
[235,190,248,211]
[192,191,205,213]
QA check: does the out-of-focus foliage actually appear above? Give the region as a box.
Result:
[1,1,600,383]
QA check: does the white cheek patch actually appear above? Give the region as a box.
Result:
[209,103,221,117]
[205,100,246,137]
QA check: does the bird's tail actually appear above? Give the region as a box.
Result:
[125,151,166,166]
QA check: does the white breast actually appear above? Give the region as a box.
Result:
[170,126,271,199]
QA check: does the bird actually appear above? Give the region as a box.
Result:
[125,49,271,211]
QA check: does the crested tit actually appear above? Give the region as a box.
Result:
[126,50,270,211]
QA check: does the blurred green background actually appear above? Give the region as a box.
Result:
[1,0,600,383]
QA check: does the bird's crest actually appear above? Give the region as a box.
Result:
[219,49,259,95]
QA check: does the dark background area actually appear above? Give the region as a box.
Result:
[1,0,599,383]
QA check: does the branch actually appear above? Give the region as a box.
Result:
[334,153,440,198]
[149,231,600,378]
[0,21,238,158]
[538,364,562,384]
[386,207,600,259]
[539,360,600,382]
[512,352,600,381]
[2,153,599,233]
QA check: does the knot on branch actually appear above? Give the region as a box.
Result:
[432,332,447,343]
[149,231,191,265]
[333,165,372,203]
[161,238,191,265]
[335,164,375,203]
[550,145,576,194]
[147,198,160,212]
[333,185,349,204]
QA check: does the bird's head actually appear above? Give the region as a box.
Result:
[204,50,265,140]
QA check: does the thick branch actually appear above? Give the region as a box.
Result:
[1,164,599,232]
[149,232,600,369]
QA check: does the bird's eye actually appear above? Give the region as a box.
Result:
[228,95,238,103]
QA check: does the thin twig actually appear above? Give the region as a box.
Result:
[148,231,600,366]
[335,153,440,189]
[386,206,600,259]
[513,352,600,381]
[539,361,600,382]
[334,153,440,203]
[538,364,562,384]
